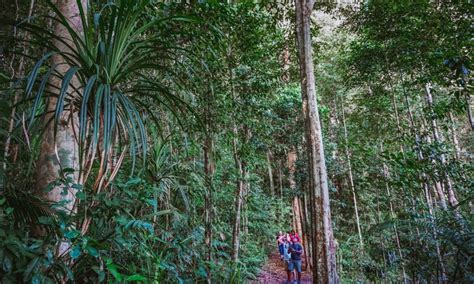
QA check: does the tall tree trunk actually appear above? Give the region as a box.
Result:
[280,3,291,83]
[288,149,306,267]
[266,150,275,196]
[448,112,461,160]
[242,166,250,237]
[340,100,363,249]
[302,189,313,270]
[36,0,86,207]
[389,76,444,280]
[228,48,245,263]
[422,121,448,209]
[401,84,448,210]
[422,178,447,280]
[381,147,408,283]
[402,85,447,279]
[231,134,245,262]
[3,0,36,172]
[375,197,389,280]
[278,163,284,198]
[241,128,252,242]
[35,0,87,257]
[203,133,214,283]
[295,0,338,282]
[424,83,458,208]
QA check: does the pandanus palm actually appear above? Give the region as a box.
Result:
[20,0,194,216]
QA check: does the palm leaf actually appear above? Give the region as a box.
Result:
[16,0,200,186]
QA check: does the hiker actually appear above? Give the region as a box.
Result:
[287,240,303,283]
[282,236,291,264]
[277,231,286,259]
[290,230,301,243]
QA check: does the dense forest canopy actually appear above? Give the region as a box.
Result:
[0,0,472,283]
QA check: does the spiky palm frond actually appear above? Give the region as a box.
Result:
[147,135,190,213]
[18,0,197,187]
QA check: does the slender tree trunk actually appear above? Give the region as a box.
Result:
[340,100,363,249]
[374,191,390,282]
[402,85,447,280]
[203,74,216,283]
[204,133,214,283]
[421,120,448,210]
[3,0,36,172]
[388,76,443,281]
[390,93,407,154]
[288,149,306,266]
[295,0,338,282]
[243,128,252,237]
[389,78,426,245]
[294,197,306,261]
[424,83,458,208]
[266,150,275,196]
[281,4,291,83]
[242,166,250,237]
[231,136,245,262]
[302,190,313,270]
[401,84,448,210]
[420,120,448,210]
[423,180,447,281]
[278,164,284,198]
[228,48,245,263]
[448,112,461,160]
[381,150,408,283]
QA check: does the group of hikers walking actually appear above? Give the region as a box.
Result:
[276,230,304,283]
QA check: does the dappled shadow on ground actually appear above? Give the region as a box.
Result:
[251,252,312,284]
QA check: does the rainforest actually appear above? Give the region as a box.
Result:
[0,0,472,283]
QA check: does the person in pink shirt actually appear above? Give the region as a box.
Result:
[290,230,301,243]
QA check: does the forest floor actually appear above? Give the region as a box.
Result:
[252,252,312,284]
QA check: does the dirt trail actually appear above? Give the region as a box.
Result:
[252,252,312,284]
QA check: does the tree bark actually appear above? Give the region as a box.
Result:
[288,149,307,267]
[3,0,36,172]
[203,133,214,283]
[401,82,448,279]
[231,131,245,262]
[302,189,313,270]
[422,177,447,280]
[281,3,291,83]
[36,0,86,207]
[242,165,250,237]
[381,147,408,283]
[340,100,363,249]
[401,85,448,210]
[228,48,245,263]
[35,0,87,257]
[295,0,338,282]
[424,83,458,208]
[278,163,284,198]
[389,76,445,280]
[266,150,275,196]
[448,112,461,160]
